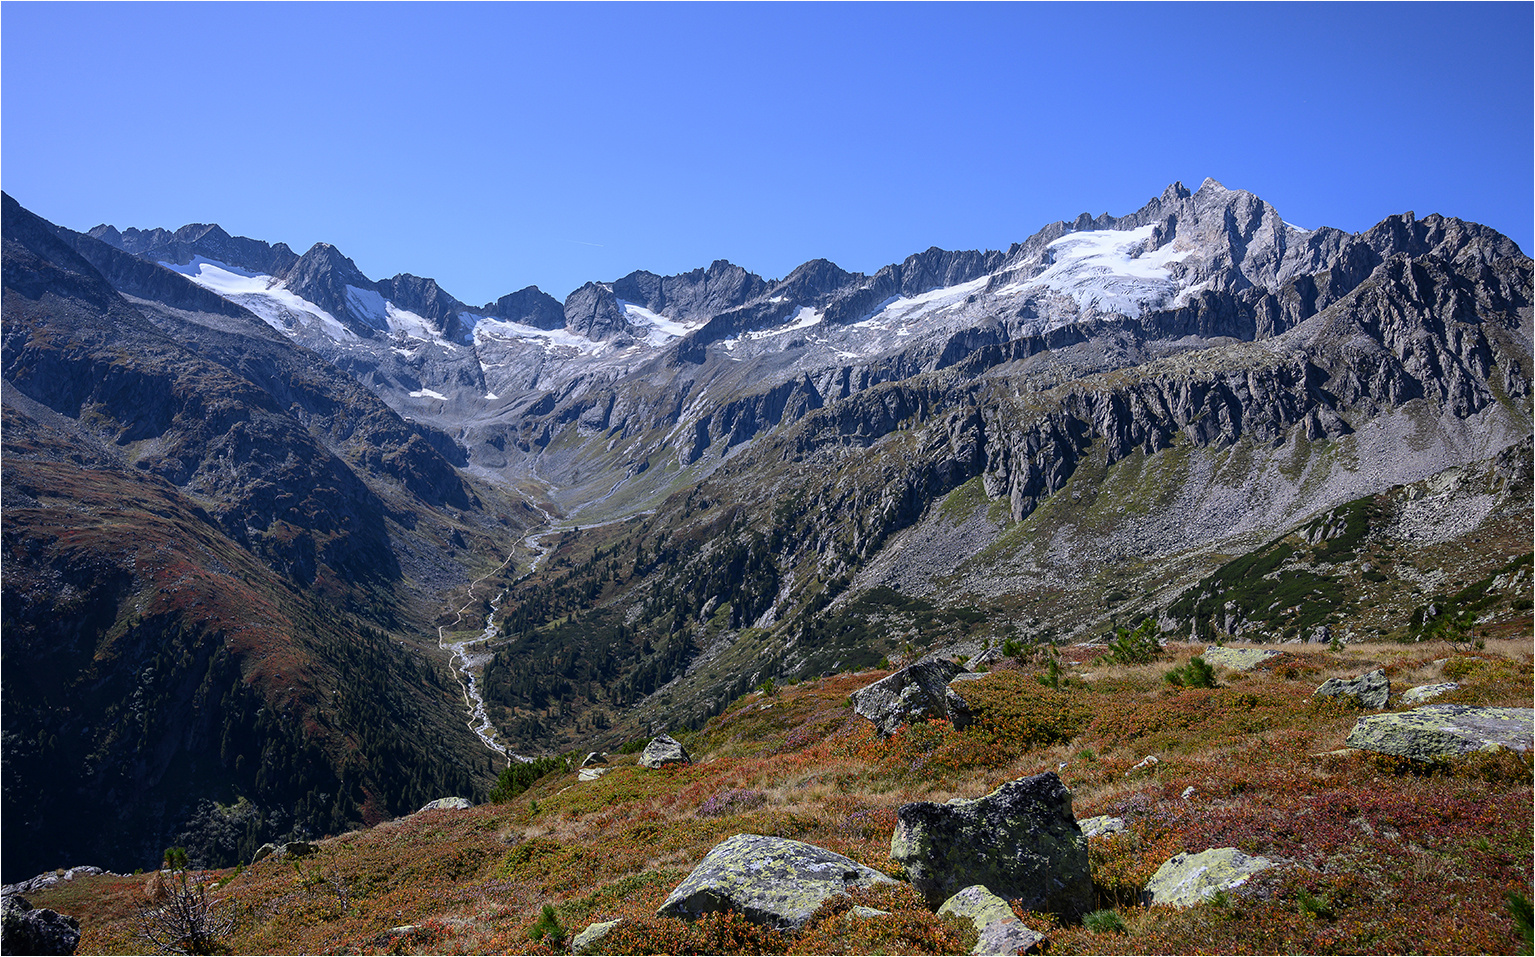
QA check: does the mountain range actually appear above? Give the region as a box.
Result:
[2,179,1529,880]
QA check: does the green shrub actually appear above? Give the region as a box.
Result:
[1105,619,1163,665]
[1506,889,1533,954]
[528,903,567,946]
[490,754,568,802]
[1084,909,1128,934]
[1164,656,1217,689]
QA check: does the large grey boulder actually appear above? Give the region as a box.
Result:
[1,895,81,956]
[1199,647,1281,671]
[852,659,972,736]
[938,885,1045,955]
[417,797,473,812]
[657,833,896,931]
[889,771,1093,918]
[640,734,692,769]
[1345,705,1534,760]
[1314,669,1390,709]
[1143,847,1275,906]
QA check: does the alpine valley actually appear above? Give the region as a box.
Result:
[2,179,1530,885]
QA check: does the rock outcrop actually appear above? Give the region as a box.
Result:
[889,771,1093,917]
[1199,647,1282,671]
[1345,705,1534,760]
[1,895,81,956]
[1143,847,1276,907]
[417,797,473,812]
[1400,682,1459,705]
[657,833,896,931]
[937,885,1045,956]
[640,734,692,769]
[851,659,973,736]
[1314,670,1390,709]
[571,918,623,953]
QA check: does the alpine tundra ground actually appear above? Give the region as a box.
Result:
[29,636,1532,956]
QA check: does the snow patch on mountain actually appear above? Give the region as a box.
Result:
[856,275,990,331]
[618,300,707,347]
[998,224,1199,317]
[162,256,357,341]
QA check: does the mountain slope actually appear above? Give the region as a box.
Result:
[1,195,526,881]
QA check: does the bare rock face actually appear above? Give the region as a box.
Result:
[657,833,895,931]
[1315,669,1391,709]
[640,734,692,769]
[889,771,1092,917]
[851,659,973,736]
[417,797,473,812]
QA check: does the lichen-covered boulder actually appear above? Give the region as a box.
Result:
[1345,705,1534,760]
[1,895,81,956]
[1400,682,1459,705]
[578,766,609,782]
[938,885,1045,955]
[1315,670,1389,709]
[1199,647,1281,671]
[417,797,473,812]
[1143,847,1275,907]
[251,843,280,864]
[640,734,692,769]
[657,833,895,931]
[851,659,971,736]
[571,918,622,954]
[889,771,1092,917]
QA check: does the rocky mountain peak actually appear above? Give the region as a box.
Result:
[279,243,385,335]
[482,285,566,330]
[610,259,769,323]
[563,281,638,341]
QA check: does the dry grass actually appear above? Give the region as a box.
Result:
[29,639,1532,955]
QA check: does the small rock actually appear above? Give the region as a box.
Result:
[580,752,607,768]
[939,885,1045,955]
[1126,755,1160,775]
[571,918,623,954]
[1181,786,1196,800]
[658,833,895,931]
[1314,670,1390,709]
[1078,815,1126,838]
[283,841,318,859]
[1400,682,1459,705]
[640,734,692,769]
[578,767,609,782]
[847,905,890,919]
[890,771,1093,918]
[1143,847,1276,907]
[417,797,473,812]
[975,917,1046,956]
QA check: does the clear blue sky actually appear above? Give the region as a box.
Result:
[4,3,1531,304]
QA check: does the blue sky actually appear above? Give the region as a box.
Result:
[4,3,1530,304]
